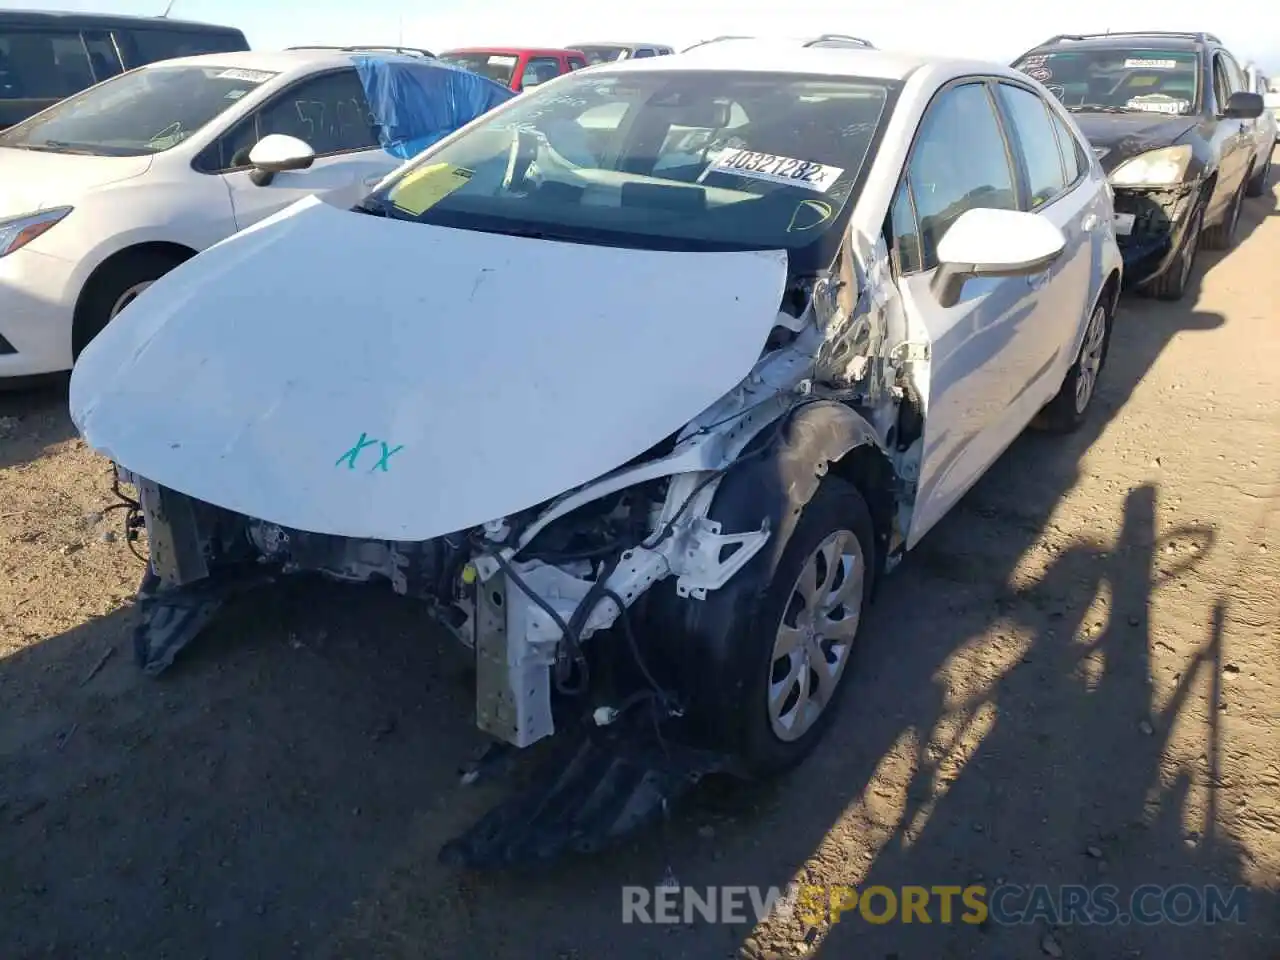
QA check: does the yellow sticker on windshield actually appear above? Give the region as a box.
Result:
[388,162,475,216]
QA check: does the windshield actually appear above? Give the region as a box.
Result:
[575,46,629,64]
[439,53,518,86]
[364,70,894,256]
[0,63,276,155]
[1013,47,1201,116]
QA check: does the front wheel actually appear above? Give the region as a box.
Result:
[710,479,876,778]
[1142,201,1204,302]
[1245,152,1272,198]
[73,249,188,359]
[1203,180,1244,250]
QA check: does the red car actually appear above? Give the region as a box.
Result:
[438,47,586,92]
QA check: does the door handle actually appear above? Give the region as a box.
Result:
[1027,271,1050,290]
[362,174,383,187]
[1082,213,1098,232]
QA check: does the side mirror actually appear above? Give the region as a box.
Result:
[930,208,1066,308]
[247,133,316,186]
[1224,91,1264,120]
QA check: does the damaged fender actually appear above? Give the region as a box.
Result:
[642,399,892,756]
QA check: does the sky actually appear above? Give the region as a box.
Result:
[3,0,1276,72]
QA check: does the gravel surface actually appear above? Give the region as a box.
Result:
[2,164,1278,959]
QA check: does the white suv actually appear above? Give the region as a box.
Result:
[0,48,511,381]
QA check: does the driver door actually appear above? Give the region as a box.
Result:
[209,69,399,231]
[888,81,1050,548]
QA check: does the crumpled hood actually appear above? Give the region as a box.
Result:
[0,147,152,219]
[1069,111,1199,173]
[70,196,788,541]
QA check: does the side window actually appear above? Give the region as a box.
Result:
[1220,52,1246,93]
[0,30,95,99]
[567,57,586,71]
[888,178,923,274]
[520,57,562,89]
[1212,56,1232,113]
[633,48,656,59]
[125,28,238,65]
[906,82,1018,270]
[205,70,378,171]
[995,83,1067,208]
[1049,110,1083,184]
[82,31,123,82]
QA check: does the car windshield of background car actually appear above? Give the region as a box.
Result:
[1013,47,1200,117]
[0,63,277,155]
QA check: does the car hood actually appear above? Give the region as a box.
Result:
[0,147,152,219]
[1068,111,1199,174]
[69,196,789,541]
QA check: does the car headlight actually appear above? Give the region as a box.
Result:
[0,207,73,259]
[1108,145,1193,188]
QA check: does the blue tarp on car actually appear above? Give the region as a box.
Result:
[352,55,514,160]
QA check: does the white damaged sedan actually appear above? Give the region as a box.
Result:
[70,40,1123,864]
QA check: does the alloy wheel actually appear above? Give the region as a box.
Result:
[1074,304,1107,414]
[109,281,154,320]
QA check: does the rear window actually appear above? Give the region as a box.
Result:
[576,46,629,65]
[439,52,517,86]
[0,30,98,100]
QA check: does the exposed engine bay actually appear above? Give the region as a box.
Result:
[118,236,925,756]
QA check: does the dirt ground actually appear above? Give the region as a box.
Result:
[3,168,1279,960]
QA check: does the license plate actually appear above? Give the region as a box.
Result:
[1113,212,1135,236]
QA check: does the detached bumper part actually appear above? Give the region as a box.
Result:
[438,717,727,868]
[1112,183,1197,286]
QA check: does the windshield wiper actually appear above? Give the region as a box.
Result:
[19,140,101,154]
[351,196,392,217]
[1067,104,1139,114]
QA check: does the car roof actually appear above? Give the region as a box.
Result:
[442,47,583,57]
[1027,34,1206,54]
[140,48,426,77]
[568,42,669,49]
[0,7,239,31]
[614,40,955,82]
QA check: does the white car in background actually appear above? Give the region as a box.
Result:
[0,47,511,382]
[1246,63,1278,179]
[71,40,1123,865]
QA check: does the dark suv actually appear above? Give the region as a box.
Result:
[1012,31,1265,301]
[1,9,248,130]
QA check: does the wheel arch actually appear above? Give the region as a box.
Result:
[72,241,198,352]
[640,400,896,749]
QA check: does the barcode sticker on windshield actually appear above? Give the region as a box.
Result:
[704,148,843,193]
[216,68,273,83]
[1123,58,1178,69]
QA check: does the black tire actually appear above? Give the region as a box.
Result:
[73,249,187,359]
[1202,180,1244,251]
[680,479,876,778]
[1245,151,1271,198]
[1033,295,1111,434]
[1142,201,1204,302]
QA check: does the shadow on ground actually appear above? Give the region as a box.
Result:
[0,254,1273,960]
[0,375,74,471]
